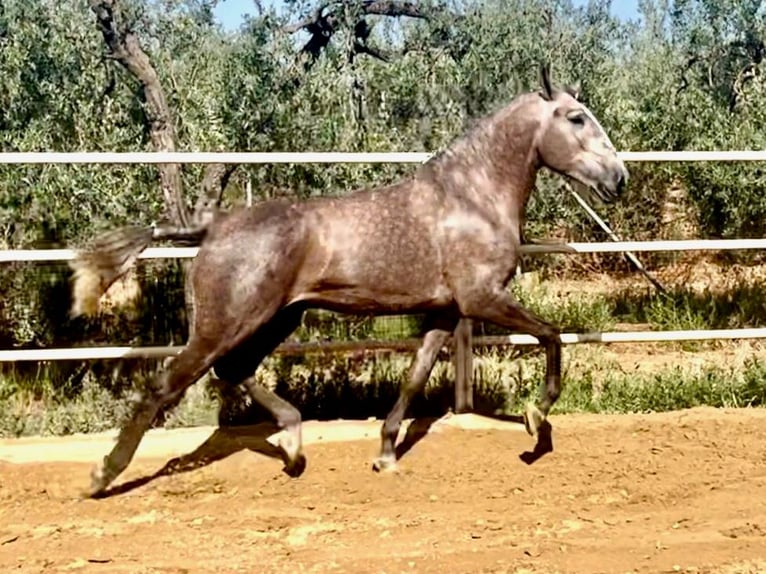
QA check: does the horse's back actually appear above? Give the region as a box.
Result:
[193,184,453,314]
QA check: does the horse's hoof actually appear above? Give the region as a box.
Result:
[283,453,307,478]
[86,463,109,499]
[523,403,544,437]
[371,456,398,473]
[278,426,303,474]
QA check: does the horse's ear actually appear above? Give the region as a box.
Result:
[539,63,554,101]
[565,83,581,100]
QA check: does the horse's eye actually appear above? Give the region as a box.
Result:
[567,112,585,126]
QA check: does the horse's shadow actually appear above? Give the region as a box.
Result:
[94,410,553,499]
[93,421,288,499]
[485,412,554,465]
[394,409,553,466]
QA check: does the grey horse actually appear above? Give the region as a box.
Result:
[69,66,628,497]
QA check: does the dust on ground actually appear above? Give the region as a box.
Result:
[2,408,766,573]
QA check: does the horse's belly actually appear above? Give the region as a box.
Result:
[299,290,451,315]
[293,199,450,312]
[292,278,453,314]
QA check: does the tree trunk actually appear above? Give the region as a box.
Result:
[89,0,238,338]
[90,0,190,227]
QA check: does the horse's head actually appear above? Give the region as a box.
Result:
[533,65,628,203]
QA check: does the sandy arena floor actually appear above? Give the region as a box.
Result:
[1,408,766,573]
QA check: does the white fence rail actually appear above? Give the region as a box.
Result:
[5,238,766,263]
[1,150,766,164]
[2,328,766,362]
[2,149,766,362]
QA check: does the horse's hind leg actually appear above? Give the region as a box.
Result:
[243,382,305,477]
[88,335,222,497]
[213,305,306,476]
[372,315,457,473]
[461,288,561,438]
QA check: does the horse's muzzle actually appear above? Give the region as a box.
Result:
[598,164,629,203]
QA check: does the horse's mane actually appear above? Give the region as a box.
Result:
[418,91,540,177]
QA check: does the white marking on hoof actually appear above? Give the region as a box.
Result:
[372,455,398,473]
[524,403,544,437]
[279,425,305,477]
[279,425,302,458]
[86,461,110,498]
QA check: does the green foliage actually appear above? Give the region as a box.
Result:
[2,0,765,245]
[0,371,134,437]
[560,358,766,414]
[611,281,766,330]
[510,275,616,332]
[294,311,426,342]
[6,344,766,437]
[4,0,766,429]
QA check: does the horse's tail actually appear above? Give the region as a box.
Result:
[69,223,208,318]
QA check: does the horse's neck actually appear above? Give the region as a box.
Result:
[425,116,539,230]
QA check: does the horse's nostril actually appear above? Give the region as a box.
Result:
[615,172,627,195]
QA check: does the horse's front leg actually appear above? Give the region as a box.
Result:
[373,315,457,472]
[461,287,562,437]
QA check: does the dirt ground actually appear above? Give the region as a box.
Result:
[1,408,766,574]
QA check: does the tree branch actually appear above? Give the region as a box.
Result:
[89,0,238,341]
[194,164,239,224]
[285,0,429,66]
[352,40,390,62]
[677,31,765,112]
[359,0,428,19]
[283,1,331,33]
[730,62,759,112]
[90,0,191,227]
[676,54,699,95]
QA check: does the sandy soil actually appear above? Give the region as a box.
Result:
[2,408,766,574]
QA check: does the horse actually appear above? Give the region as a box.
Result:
[69,65,628,497]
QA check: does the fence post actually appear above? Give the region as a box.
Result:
[453,318,474,413]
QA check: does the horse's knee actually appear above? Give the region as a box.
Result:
[545,383,561,405]
[278,403,301,429]
[143,372,189,412]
